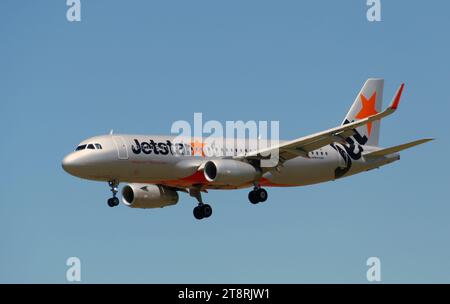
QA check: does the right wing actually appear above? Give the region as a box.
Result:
[236,83,405,165]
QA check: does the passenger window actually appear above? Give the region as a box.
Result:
[95,144,102,149]
[87,144,95,149]
[75,145,86,151]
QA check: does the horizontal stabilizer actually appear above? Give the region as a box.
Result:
[364,138,434,158]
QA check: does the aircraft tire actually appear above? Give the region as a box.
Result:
[256,188,268,202]
[202,204,212,218]
[193,206,204,220]
[248,191,259,204]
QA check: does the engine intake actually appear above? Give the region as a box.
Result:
[204,159,260,186]
[122,184,178,209]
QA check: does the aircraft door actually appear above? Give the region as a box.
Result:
[112,136,129,160]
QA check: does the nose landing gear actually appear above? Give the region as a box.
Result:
[107,180,120,207]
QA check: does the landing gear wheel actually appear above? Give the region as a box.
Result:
[107,198,115,207]
[249,188,268,204]
[112,197,120,206]
[202,204,212,218]
[190,188,213,220]
[107,197,120,207]
[248,191,259,204]
[193,206,204,220]
[107,180,120,207]
[256,188,268,202]
[193,204,213,220]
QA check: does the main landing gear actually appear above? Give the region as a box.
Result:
[248,186,268,204]
[107,180,120,207]
[188,186,268,219]
[193,204,213,220]
[190,188,212,220]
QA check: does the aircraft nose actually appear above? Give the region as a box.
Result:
[62,153,81,175]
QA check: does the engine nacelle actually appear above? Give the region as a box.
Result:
[122,183,178,209]
[203,159,260,186]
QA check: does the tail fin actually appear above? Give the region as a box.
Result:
[342,78,384,146]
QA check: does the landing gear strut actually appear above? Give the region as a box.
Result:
[190,188,212,220]
[248,186,268,204]
[107,180,120,207]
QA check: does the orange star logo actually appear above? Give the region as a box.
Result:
[355,92,378,136]
[190,139,205,157]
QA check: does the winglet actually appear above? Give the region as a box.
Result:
[389,83,405,110]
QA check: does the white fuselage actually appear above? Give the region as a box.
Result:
[62,134,399,189]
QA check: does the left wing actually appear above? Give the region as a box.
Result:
[236,83,405,165]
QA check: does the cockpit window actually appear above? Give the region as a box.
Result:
[75,145,87,151]
[76,143,102,151]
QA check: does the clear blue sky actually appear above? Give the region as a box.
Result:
[0,1,448,283]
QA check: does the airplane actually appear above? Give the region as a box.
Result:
[62,79,433,220]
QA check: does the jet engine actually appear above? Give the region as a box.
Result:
[121,184,179,209]
[203,159,260,186]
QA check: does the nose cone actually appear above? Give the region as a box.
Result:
[62,153,83,176]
